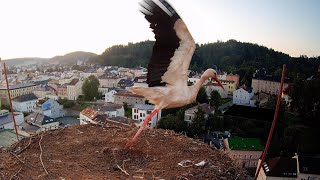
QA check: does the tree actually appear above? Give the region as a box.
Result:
[210,90,221,108]
[189,107,206,137]
[196,86,207,103]
[82,75,100,101]
[158,109,187,133]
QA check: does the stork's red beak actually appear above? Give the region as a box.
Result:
[213,76,225,90]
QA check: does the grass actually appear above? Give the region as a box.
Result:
[228,136,263,151]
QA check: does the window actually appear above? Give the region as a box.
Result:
[249,155,252,159]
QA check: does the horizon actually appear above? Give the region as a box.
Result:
[3,39,319,61]
[1,0,320,59]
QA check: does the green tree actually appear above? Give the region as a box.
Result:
[82,75,100,101]
[189,107,206,137]
[158,109,187,133]
[210,90,221,108]
[196,86,207,103]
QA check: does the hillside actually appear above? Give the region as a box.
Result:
[0,124,246,179]
[99,40,320,85]
[50,51,98,65]
[2,58,49,66]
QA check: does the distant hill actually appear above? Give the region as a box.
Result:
[50,51,98,65]
[2,57,49,66]
[3,51,98,66]
[98,40,320,85]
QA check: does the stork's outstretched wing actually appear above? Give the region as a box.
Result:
[140,0,196,87]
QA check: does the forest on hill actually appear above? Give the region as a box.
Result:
[95,40,320,86]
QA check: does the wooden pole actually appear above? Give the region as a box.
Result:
[254,64,286,180]
[3,63,19,141]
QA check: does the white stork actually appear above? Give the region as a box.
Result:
[126,0,224,148]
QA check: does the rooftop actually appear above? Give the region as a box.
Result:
[0,82,36,90]
[12,93,38,102]
[114,91,144,98]
[228,136,263,151]
[25,112,57,126]
[133,104,155,110]
[81,107,99,119]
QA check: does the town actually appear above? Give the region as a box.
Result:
[0,54,319,179]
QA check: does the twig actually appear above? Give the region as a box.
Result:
[39,133,48,175]
[10,165,23,180]
[15,137,33,155]
[117,164,129,176]
[9,152,25,164]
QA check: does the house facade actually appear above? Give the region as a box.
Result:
[205,82,229,98]
[105,90,118,103]
[35,99,65,119]
[0,110,24,130]
[184,103,215,124]
[57,84,68,99]
[80,107,99,125]
[92,103,125,118]
[114,91,145,106]
[132,104,161,128]
[12,93,39,113]
[67,78,83,100]
[25,112,59,132]
[233,87,255,106]
[99,75,123,88]
[220,79,236,95]
[0,83,37,105]
[252,78,289,95]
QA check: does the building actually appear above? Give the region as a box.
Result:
[132,104,161,128]
[57,83,68,99]
[228,137,263,169]
[0,110,24,130]
[67,78,83,100]
[252,69,289,95]
[33,85,56,99]
[220,79,236,95]
[80,107,99,125]
[114,91,145,106]
[25,112,59,132]
[34,99,65,119]
[105,90,118,103]
[0,83,37,105]
[256,156,298,180]
[99,74,123,88]
[80,107,137,127]
[205,82,229,98]
[226,74,240,88]
[118,79,134,89]
[233,86,255,106]
[12,93,39,113]
[92,103,125,118]
[81,68,97,78]
[184,103,215,124]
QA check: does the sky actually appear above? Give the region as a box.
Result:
[1,0,319,59]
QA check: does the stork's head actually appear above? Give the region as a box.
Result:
[202,69,225,90]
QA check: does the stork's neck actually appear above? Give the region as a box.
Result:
[191,75,208,98]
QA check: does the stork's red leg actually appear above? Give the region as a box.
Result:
[126,108,159,148]
[155,112,159,129]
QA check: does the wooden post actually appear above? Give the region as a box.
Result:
[254,64,286,180]
[3,63,19,141]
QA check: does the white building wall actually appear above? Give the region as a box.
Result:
[105,90,117,103]
[12,99,38,113]
[233,88,254,105]
[132,107,161,128]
